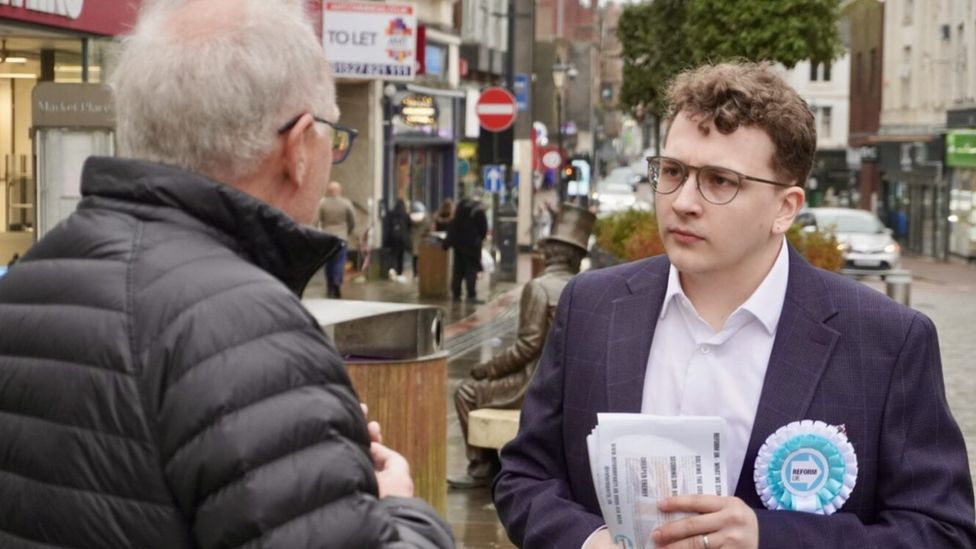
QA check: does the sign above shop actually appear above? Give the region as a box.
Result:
[400,94,438,127]
[476,87,517,132]
[323,1,417,81]
[33,83,114,128]
[0,0,137,36]
[947,130,976,169]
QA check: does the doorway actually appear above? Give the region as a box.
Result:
[394,145,452,213]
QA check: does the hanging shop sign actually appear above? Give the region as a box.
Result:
[0,0,138,36]
[947,130,976,169]
[323,1,417,81]
[399,93,438,127]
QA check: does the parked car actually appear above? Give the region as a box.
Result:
[797,207,901,273]
[593,167,648,214]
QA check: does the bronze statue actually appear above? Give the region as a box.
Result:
[449,203,595,489]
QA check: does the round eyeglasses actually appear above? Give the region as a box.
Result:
[278,114,359,165]
[647,156,792,205]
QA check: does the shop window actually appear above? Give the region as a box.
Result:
[810,106,833,142]
[819,106,832,139]
[0,36,119,263]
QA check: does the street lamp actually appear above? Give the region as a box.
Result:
[551,59,578,201]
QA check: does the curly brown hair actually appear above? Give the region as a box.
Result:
[665,61,816,186]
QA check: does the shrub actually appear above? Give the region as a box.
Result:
[785,224,844,272]
[622,214,666,260]
[592,210,844,272]
[593,209,652,260]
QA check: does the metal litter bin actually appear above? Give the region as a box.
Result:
[884,269,912,307]
[304,299,448,513]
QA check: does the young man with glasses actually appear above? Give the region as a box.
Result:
[494,62,975,549]
[0,1,451,547]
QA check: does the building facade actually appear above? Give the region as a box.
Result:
[780,54,853,207]
[875,0,975,259]
[317,0,463,277]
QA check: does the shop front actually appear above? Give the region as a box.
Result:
[947,129,976,262]
[0,0,138,264]
[875,137,948,259]
[386,85,461,216]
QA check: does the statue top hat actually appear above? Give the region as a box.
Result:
[540,203,595,253]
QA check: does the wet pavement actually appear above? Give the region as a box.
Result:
[303,253,976,549]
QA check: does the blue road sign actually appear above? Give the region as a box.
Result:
[514,73,529,112]
[482,164,504,193]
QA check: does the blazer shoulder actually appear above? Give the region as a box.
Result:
[806,265,929,331]
[577,255,667,286]
[568,255,668,307]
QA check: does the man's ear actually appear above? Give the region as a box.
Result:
[773,186,806,234]
[282,114,314,189]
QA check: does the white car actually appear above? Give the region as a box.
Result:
[593,167,648,214]
[798,207,901,273]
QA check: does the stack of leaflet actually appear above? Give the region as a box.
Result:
[586,414,728,549]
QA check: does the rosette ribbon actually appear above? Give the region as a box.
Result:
[754,420,857,515]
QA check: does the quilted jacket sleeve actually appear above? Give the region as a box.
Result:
[147,281,453,548]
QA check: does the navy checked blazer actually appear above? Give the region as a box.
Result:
[494,247,976,549]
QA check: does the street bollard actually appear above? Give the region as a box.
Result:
[885,269,912,307]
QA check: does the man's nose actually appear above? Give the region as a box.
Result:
[670,171,703,214]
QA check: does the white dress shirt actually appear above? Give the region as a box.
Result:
[641,238,789,496]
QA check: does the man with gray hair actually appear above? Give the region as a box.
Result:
[0,1,453,548]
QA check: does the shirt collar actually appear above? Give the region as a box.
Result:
[738,237,789,334]
[659,237,789,335]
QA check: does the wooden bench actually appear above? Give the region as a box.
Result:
[468,408,520,449]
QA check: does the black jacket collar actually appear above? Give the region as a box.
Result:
[78,156,341,295]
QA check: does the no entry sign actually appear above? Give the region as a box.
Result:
[476,87,517,132]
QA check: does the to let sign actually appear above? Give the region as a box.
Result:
[476,87,516,133]
[323,2,417,81]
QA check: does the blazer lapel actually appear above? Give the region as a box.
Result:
[734,248,841,502]
[606,257,670,413]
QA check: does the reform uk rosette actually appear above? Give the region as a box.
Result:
[754,420,857,515]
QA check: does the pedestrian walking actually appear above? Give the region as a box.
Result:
[0,1,453,547]
[316,181,355,297]
[446,186,488,303]
[385,198,412,280]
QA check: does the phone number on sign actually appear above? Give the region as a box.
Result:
[331,62,413,77]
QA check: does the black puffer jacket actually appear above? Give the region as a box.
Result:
[0,158,454,549]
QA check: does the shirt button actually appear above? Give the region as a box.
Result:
[700,345,711,354]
